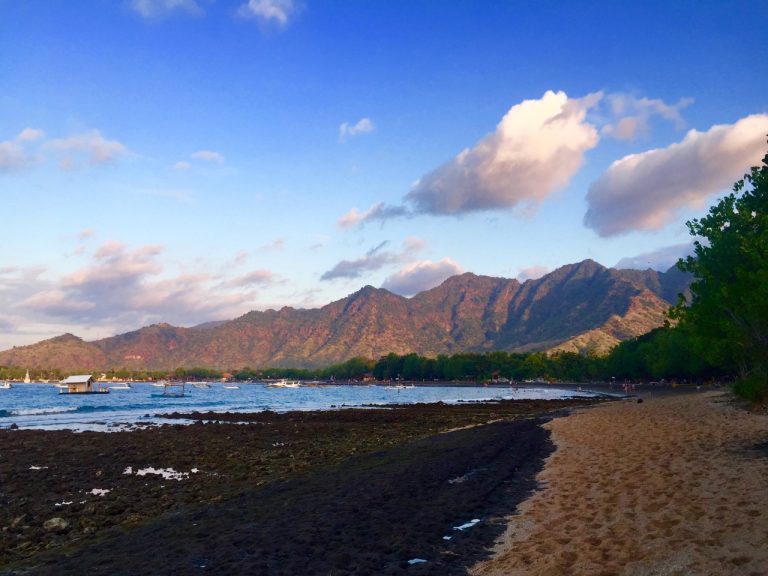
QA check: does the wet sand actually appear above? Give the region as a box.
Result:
[0,398,599,575]
[471,391,768,576]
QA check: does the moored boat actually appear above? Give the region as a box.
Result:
[59,375,109,395]
[266,379,301,388]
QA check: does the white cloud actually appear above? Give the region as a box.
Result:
[0,140,27,172]
[601,94,693,141]
[517,265,550,282]
[337,202,408,228]
[259,238,285,252]
[321,238,425,281]
[46,130,127,169]
[231,269,276,287]
[130,0,204,18]
[584,113,768,237]
[17,128,45,142]
[238,0,296,26]
[191,150,224,164]
[615,243,695,272]
[19,242,255,329]
[382,258,463,296]
[339,118,375,142]
[173,160,191,170]
[405,90,601,216]
[0,127,45,171]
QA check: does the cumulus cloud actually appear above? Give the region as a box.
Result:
[584,113,768,237]
[615,243,695,271]
[382,258,463,296]
[46,130,127,169]
[337,202,409,228]
[321,237,425,281]
[173,160,191,171]
[339,118,375,142]
[405,90,601,216]
[238,0,296,26]
[601,94,693,141]
[130,0,204,18]
[517,265,550,282]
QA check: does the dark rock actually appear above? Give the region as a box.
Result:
[43,518,69,533]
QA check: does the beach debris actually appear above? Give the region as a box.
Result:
[29,465,48,470]
[43,517,70,533]
[453,518,481,531]
[89,488,110,496]
[124,466,198,481]
[448,468,482,484]
[54,501,73,507]
[407,558,428,565]
[442,535,452,540]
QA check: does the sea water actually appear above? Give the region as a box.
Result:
[0,382,599,431]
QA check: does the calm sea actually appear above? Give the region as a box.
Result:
[0,382,600,431]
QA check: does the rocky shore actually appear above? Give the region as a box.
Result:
[0,398,601,575]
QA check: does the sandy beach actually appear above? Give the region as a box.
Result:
[471,391,768,576]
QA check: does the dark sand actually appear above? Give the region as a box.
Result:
[0,398,601,575]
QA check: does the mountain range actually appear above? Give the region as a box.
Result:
[0,259,690,371]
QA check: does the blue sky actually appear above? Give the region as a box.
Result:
[1,0,767,349]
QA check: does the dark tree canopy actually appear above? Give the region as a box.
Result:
[672,142,768,393]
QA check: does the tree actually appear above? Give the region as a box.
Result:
[672,143,768,399]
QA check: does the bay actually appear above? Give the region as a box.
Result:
[0,382,599,431]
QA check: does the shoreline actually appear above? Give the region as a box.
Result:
[0,397,599,574]
[470,391,768,575]
[0,382,607,432]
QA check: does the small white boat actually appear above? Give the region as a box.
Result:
[109,382,132,390]
[189,382,211,388]
[266,379,301,388]
[223,384,240,390]
[0,381,11,389]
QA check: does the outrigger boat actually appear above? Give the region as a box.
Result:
[151,380,186,397]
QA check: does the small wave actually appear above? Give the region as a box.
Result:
[1,406,79,417]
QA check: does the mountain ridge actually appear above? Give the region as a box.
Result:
[0,260,690,371]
